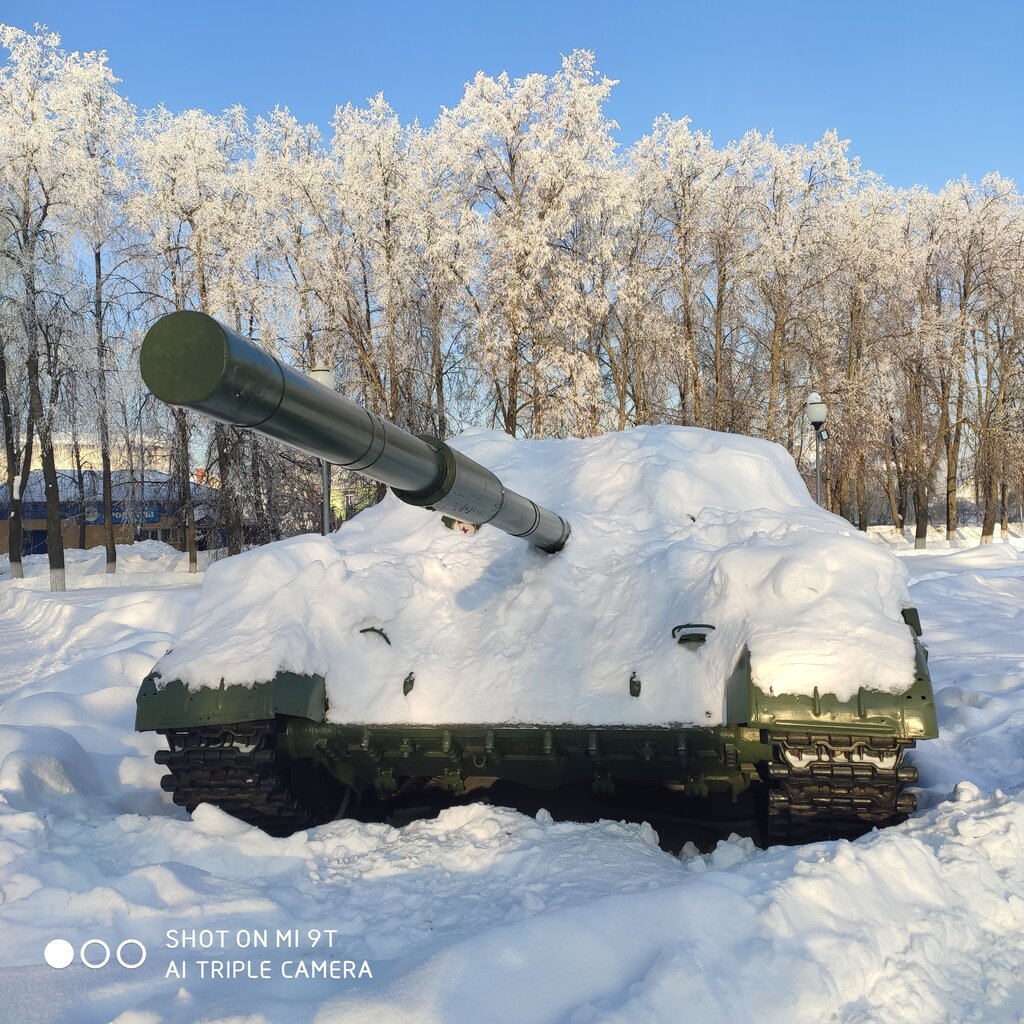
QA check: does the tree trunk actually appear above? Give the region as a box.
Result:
[838,472,853,524]
[173,409,198,572]
[0,337,33,577]
[712,270,726,431]
[944,382,965,541]
[214,423,245,556]
[894,437,909,535]
[944,440,958,541]
[683,300,703,427]
[94,246,116,573]
[766,317,783,441]
[100,432,115,570]
[72,431,87,550]
[943,449,954,540]
[856,461,868,532]
[8,483,27,574]
[4,429,33,579]
[882,446,902,533]
[249,437,274,546]
[26,344,65,591]
[913,482,929,550]
[432,308,447,439]
[503,335,520,436]
[980,483,997,544]
[979,454,998,544]
[1000,480,1009,543]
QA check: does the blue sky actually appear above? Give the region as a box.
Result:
[2,0,1021,191]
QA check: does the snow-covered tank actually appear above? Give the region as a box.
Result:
[135,312,937,843]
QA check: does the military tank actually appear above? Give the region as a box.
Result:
[136,311,937,844]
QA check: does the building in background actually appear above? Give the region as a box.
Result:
[0,470,224,555]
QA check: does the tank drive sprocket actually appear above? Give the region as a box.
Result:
[764,732,919,843]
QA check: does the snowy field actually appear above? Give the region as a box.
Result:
[1,533,1023,1023]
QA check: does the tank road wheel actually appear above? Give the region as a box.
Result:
[763,733,919,845]
[155,718,349,837]
[279,757,352,829]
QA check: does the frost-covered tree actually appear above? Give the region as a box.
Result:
[248,108,344,537]
[746,131,859,445]
[63,38,134,572]
[131,105,253,561]
[933,175,1018,541]
[442,51,617,436]
[331,94,421,424]
[632,117,718,426]
[961,178,1024,542]
[0,23,123,589]
[0,263,33,577]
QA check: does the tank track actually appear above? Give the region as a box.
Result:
[765,732,918,844]
[155,722,919,846]
[155,719,345,837]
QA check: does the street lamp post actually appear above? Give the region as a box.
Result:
[805,392,828,506]
[309,366,334,536]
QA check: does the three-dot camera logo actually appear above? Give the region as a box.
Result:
[44,938,147,970]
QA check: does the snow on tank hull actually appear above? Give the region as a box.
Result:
[136,614,936,843]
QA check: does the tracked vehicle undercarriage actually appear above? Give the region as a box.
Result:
[140,631,936,846]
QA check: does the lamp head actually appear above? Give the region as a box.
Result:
[806,391,827,430]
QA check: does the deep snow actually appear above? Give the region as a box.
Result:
[1,530,1023,1023]
[152,428,916,724]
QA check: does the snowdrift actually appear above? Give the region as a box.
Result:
[1,513,1023,1023]
[0,539,213,585]
[153,426,915,725]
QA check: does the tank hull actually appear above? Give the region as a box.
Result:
[137,630,937,843]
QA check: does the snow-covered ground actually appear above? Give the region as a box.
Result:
[0,540,221,585]
[1,532,1023,1023]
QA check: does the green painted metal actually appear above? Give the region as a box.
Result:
[270,717,773,799]
[725,637,938,740]
[135,670,327,730]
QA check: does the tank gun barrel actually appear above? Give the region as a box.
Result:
[140,311,570,553]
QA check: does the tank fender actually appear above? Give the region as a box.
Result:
[135,669,327,731]
[722,633,937,740]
